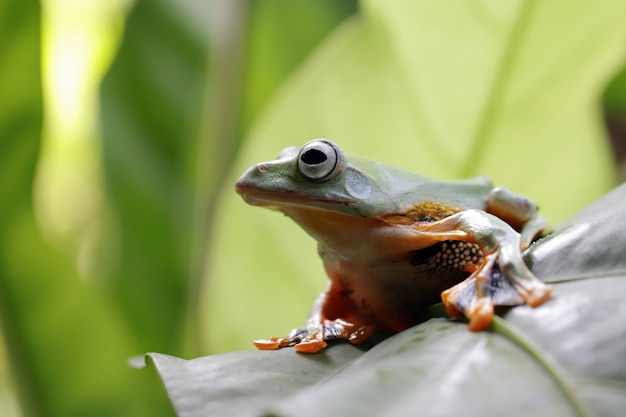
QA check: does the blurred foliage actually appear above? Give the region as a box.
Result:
[99,0,213,356]
[0,0,625,416]
[605,65,626,118]
[603,64,626,177]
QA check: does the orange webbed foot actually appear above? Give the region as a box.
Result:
[441,256,551,331]
[253,319,375,353]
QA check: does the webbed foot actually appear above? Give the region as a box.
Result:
[418,209,552,330]
[253,319,375,353]
[441,248,552,331]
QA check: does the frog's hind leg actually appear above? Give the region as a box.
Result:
[253,289,330,352]
[253,283,375,353]
[291,283,375,353]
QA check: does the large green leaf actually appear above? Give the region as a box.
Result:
[149,183,626,417]
[143,343,368,417]
[202,0,626,353]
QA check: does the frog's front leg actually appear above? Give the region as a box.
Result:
[418,209,552,331]
[253,283,375,353]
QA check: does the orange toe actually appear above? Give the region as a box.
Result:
[294,339,327,353]
[467,298,494,331]
[441,287,463,317]
[525,285,552,307]
[444,302,463,318]
[253,338,286,350]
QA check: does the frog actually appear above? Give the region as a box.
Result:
[235,139,552,353]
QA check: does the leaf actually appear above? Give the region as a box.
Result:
[150,183,626,417]
[526,182,626,281]
[143,343,368,417]
[203,0,626,353]
[270,320,588,417]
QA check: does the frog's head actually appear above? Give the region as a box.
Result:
[236,139,405,217]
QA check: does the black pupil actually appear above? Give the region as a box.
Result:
[301,149,328,165]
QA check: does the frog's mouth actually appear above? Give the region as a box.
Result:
[235,177,356,210]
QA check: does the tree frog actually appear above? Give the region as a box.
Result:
[236,139,552,353]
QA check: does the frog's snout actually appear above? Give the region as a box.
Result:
[236,163,279,207]
[235,167,254,197]
[236,164,265,190]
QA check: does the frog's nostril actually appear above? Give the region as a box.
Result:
[257,164,267,172]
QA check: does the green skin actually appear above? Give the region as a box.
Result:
[236,139,552,353]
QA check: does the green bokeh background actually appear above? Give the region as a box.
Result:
[1,0,625,416]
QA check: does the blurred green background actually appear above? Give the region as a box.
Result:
[1,0,625,416]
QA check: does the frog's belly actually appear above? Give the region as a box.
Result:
[322,241,479,331]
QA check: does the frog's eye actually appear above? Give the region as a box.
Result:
[297,139,344,182]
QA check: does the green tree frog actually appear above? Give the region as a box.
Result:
[236,139,552,353]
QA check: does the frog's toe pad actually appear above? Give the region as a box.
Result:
[441,287,464,317]
[253,337,290,350]
[522,285,552,307]
[467,298,494,331]
[294,339,327,353]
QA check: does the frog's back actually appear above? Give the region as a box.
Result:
[367,161,494,217]
[401,175,493,211]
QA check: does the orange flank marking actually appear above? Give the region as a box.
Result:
[379,201,462,225]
